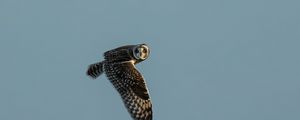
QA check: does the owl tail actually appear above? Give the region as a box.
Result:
[87,61,104,79]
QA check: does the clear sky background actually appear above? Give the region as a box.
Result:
[1,0,300,120]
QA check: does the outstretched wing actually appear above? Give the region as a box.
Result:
[87,61,104,79]
[104,61,152,120]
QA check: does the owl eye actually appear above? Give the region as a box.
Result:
[142,48,147,53]
[134,49,139,53]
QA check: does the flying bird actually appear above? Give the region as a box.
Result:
[87,44,152,120]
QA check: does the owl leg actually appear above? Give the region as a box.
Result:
[87,61,104,79]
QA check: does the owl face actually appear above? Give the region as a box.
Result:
[132,44,150,61]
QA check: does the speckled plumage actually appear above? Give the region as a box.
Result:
[87,44,152,120]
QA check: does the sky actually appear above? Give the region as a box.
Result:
[0,0,300,120]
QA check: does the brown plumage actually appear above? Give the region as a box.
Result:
[87,44,152,120]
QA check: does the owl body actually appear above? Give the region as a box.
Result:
[87,44,152,120]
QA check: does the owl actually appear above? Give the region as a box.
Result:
[86,44,152,120]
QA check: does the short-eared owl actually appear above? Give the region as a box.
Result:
[86,44,152,120]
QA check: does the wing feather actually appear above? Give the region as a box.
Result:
[87,61,104,79]
[104,61,152,120]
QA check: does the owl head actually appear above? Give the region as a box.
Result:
[104,44,150,64]
[132,44,150,61]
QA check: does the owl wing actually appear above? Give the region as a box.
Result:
[87,61,104,79]
[104,61,152,120]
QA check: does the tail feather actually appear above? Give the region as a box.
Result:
[87,61,104,79]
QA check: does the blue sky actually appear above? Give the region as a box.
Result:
[0,0,300,120]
